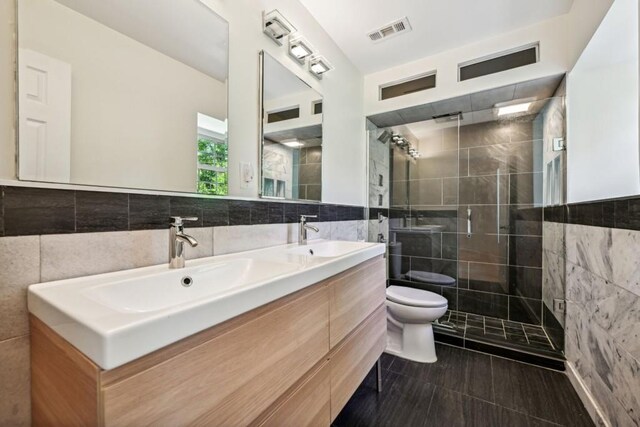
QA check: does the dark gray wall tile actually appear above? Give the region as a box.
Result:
[458,289,508,318]
[508,266,542,299]
[509,296,542,324]
[202,199,229,227]
[76,191,128,232]
[509,173,542,205]
[509,206,542,236]
[4,187,75,235]
[129,194,170,230]
[170,197,203,226]
[509,235,542,267]
[228,200,251,226]
[459,233,508,264]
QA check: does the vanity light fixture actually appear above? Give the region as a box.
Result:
[263,10,295,45]
[308,56,332,79]
[289,36,314,63]
[282,139,304,148]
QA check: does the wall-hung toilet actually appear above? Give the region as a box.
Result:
[385,285,448,363]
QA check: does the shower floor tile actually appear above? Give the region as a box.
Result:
[435,310,562,358]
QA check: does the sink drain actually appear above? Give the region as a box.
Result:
[181,276,193,287]
[309,249,314,256]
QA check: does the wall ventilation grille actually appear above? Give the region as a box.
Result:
[367,17,412,43]
[379,71,436,101]
[458,43,539,81]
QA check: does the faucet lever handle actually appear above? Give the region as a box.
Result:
[300,214,317,221]
[170,216,199,226]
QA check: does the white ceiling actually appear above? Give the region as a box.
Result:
[55,0,228,81]
[299,0,574,74]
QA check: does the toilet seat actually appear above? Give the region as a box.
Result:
[386,285,448,308]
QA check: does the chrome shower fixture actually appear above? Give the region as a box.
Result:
[390,132,420,159]
[378,130,392,144]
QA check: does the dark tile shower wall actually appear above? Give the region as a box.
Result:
[296,146,322,201]
[388,117,545,326]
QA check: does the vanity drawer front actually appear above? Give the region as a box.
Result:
[329,255,386,348]
[253,361,331,427]
[329,305,386,422]
[100,284,330,427]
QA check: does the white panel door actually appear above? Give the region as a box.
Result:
[18,48,72,182]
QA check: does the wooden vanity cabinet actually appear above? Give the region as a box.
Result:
[31,255,386,427]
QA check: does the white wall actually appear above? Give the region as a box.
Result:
[363,16,569,116]
[199,0,365,205]
[567,0,639,203]
[19,0,227,193]
[0,0,366,205]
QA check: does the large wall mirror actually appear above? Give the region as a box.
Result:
[259,51,323,201]
[16,0,230,195]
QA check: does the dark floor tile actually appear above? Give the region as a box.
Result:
[3,187,76,235]
[129,194,170,230]
[170,197,203,226]
[333,370,435,427]
[466,340,565,370]
[492,357,594,426]
[76,191,128,232]
[426,344,495,402]
[202,198,229,226]
[484,318,503,328]
[426,387,559,427]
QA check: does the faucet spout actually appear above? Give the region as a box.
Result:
[169,216,199,269]
[176,233,198,247]
[298,215,319,245]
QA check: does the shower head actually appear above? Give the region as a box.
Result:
[377,130,392,144]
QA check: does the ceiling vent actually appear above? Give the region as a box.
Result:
[367,17,412,43]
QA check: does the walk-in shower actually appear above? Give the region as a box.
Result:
[367,75,567,365]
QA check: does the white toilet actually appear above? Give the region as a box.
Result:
[385,285,448,363]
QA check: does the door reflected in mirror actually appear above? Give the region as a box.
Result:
[260,51,323,201]
[17,0,229,195]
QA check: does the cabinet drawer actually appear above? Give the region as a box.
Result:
[101,285,330,426]
[329,256,386,348]
[329,305,386,422]
[253,361,330,427]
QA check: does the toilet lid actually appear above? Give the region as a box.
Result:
[386,285,448,308]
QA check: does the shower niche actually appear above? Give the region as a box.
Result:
[366,76,567,365]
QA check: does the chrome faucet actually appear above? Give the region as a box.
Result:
[169,216,199,269]
[299,215,319,245]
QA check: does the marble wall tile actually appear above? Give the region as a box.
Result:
[565,261,594,306]
[565,302,592,384]
[588,323,616,391]
[0,335,31,426]
[565,224,613,283]
[610,228,640,297]
[308,222,331,241]
[590,369,636,427]
[357,220,366,241]
[542,249,565,317]
[40,230,168,282]
[612,346,640,426]
[183,227,214,260]
[591,279,640,361]
[213,224,288,255]
[331,221,358,241]
[0,236,40,341]
[543,221,565,255]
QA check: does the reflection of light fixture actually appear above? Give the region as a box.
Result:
[497,102,531,116]
[263,10,295,45]
[288,36,314,63]
[282,139,304,148]
[495,98,535,117]
[308,56,332,79]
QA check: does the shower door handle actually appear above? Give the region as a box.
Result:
[466,208,472,238]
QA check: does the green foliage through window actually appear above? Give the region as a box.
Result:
[197,136,228,196]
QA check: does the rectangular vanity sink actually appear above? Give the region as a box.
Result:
[28,239,385,369]
[286,240,368,258]
[82,258,301,313]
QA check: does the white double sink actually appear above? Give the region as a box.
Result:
[28,239,385,370]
